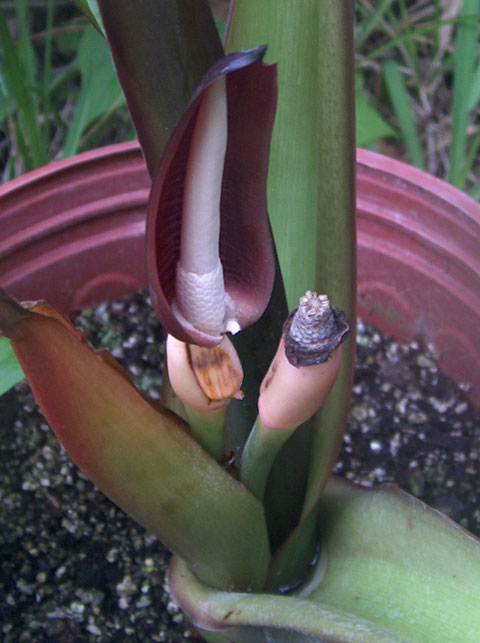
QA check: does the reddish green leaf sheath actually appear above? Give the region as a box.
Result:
[0,290,270,591]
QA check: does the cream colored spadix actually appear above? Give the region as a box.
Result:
[147,47,277,347]
[175,75,236,337]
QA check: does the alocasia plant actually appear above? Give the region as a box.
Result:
[1,1,480,641]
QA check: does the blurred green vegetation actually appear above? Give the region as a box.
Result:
[355,0,480,196]
[0,0,132,180]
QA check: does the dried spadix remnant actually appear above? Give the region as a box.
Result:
[166,334,243,414]
[258,292,349,430]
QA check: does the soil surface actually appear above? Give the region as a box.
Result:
[1,290,479,642]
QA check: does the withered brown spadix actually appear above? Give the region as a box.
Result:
[147,47,277,346]
[258,292,350,430]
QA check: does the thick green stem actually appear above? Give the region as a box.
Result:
[240,417,294,500]
[228,1,326,307]
[302,1,356,517]
[185,407,226,464]
[228,0,356,587]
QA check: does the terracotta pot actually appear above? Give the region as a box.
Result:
[1,143,478,409]
[356,149,480,410]
[0,142,149,312]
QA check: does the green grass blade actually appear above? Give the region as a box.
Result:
[356,90,397,146]
[0,58,14,121]
[430,0,444,60]
[355,0,396,51]
[63,24,124,157]
[458,130,480,189]
[0,337,24,395]
[383,59,425,169]
[449,0,480,186]
[41,0,55,151]
[361,17,458,63]
[467,61,480,110]
[0,6,45,168]
[15,0,48,164]
[80,93,134,150]
[469,179,480,200]
[13,115,30,167]
[14,0,38,106]
[398,0,421,79]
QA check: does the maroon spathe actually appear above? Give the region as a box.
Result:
[146,47,278,346]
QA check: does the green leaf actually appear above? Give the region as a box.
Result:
[214,17,227,42]
[449,0,480,187]
[383,59,425,169]
[70,0,104,34]
[169,481,480,641]
[0,61,14,122]
[41,0,55,154]
[228,0,357,588]
[458,129,480,187]
[63,24,124,157]
[15,0,39,111]
[227,0,356,346]
[313,478,480,642]
[53,26,83,53]
[229,2,332,305]
[397,0,421,80]
[469,178,480,200]
[0,337,24,395]
[467,61,480,111]
[356,89,397,147]
[355,0,397,51]
[0,5,46,168]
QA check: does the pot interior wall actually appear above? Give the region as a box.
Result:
[0,143,149,312]
[1,143,478,409]
[356,149,480,411]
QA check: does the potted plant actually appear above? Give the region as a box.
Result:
[1,2,480,641]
